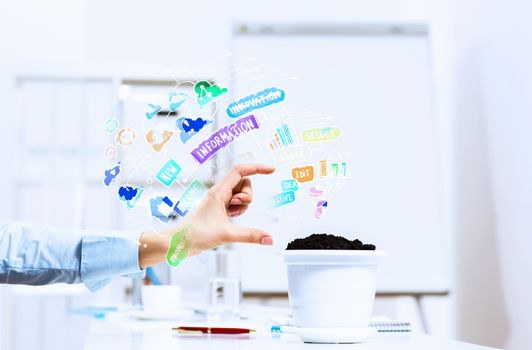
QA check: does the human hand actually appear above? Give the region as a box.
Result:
[182,163,275,256]
[139,163,275,268]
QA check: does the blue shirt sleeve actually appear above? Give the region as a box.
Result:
[0,220,145,292]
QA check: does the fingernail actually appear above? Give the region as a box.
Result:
[231,198,242,205]
[260,236,273,245]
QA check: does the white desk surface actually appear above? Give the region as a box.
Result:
[83,315,501,350]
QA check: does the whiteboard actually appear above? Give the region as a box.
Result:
[230,24,449,293]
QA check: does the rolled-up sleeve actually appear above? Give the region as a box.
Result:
[0,220,145,292]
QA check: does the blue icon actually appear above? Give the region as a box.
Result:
[270,191,295,208]
[104,117,120,134]
[118,185,143,209]
[150,196,189,223]
[169,91,188,112]
[176,117,213,144]
[281,179,298,192]
[150,196,175,223]
[173,200,189,217]
[145,104,162,120]
[226,87,285,118]
[104,162,121,187]
[156,159,182,187]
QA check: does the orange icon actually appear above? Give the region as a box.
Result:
[146,129,174,152]
[116,127,137,147]
[291,166,315,183]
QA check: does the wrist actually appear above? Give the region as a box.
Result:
[138,229,171,269]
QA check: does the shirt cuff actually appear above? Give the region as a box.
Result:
[80,234,145,292]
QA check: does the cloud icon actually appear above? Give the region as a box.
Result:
[176,117,213,143]
[118,185,144,209]
[118,186,137,200]
[168,91,188,112]
[194,80,228,107]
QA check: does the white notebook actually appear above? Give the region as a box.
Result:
[369,315,411,332]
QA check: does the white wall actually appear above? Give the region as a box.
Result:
[432,0,509,345]
[0,0,85,64]
[0,0,429,66]
[473,2,532,348]
[436,0,532,349]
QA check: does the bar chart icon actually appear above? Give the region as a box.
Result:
[318,160,348,178]
[320,159,328,178]
[268,122,295,151]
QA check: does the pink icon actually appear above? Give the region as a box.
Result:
[104,145,118,160]
[314,200,328,219]
[309,186,324,197]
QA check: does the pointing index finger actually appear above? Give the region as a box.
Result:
[220,163,275,192]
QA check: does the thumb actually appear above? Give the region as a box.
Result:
[223,224,273,246]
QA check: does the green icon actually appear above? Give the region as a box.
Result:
[166,226,191,268]
[194,80,228,107]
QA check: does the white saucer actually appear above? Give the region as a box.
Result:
[128,309,194,321]
[286,326,377,343]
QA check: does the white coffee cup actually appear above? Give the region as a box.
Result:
[141,285,181,314]
[284,250,386,328]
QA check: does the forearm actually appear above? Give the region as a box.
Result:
[0,220,144,291]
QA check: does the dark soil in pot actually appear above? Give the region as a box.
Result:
[286,233,376,250]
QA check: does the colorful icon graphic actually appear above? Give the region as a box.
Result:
[292,165,315,183]
[281,179,298,192]
[156,159,182,187]
[319,159,328,178]
[314,199,328,219]
[226,87,285,118]
[166,227,191,268]
[104,144,118,160]
[177,179,208,213]
[150,195,191,222]
[191,115,260,164]
[176,117,213,144]
[116,127,137,147]
[309,185,325,197]
[194,80,228,107]
[319,160,348,178]
[268,122,295,151]
[302,127,342,143]
[172,200,189,217]
[145,104,162,120]
[275,145,311,165]
[270,191,296,209]
[168,91,188,112]
[118,185,144,209]
[103,162,121,187]
[150,196,175,223]
[145,129,174,152]
[104,117,119,134]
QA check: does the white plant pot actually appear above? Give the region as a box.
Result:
[284,250,386,328]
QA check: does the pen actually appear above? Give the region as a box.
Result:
[173,326,256,334]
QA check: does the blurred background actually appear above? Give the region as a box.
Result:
[0,0,531,349]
